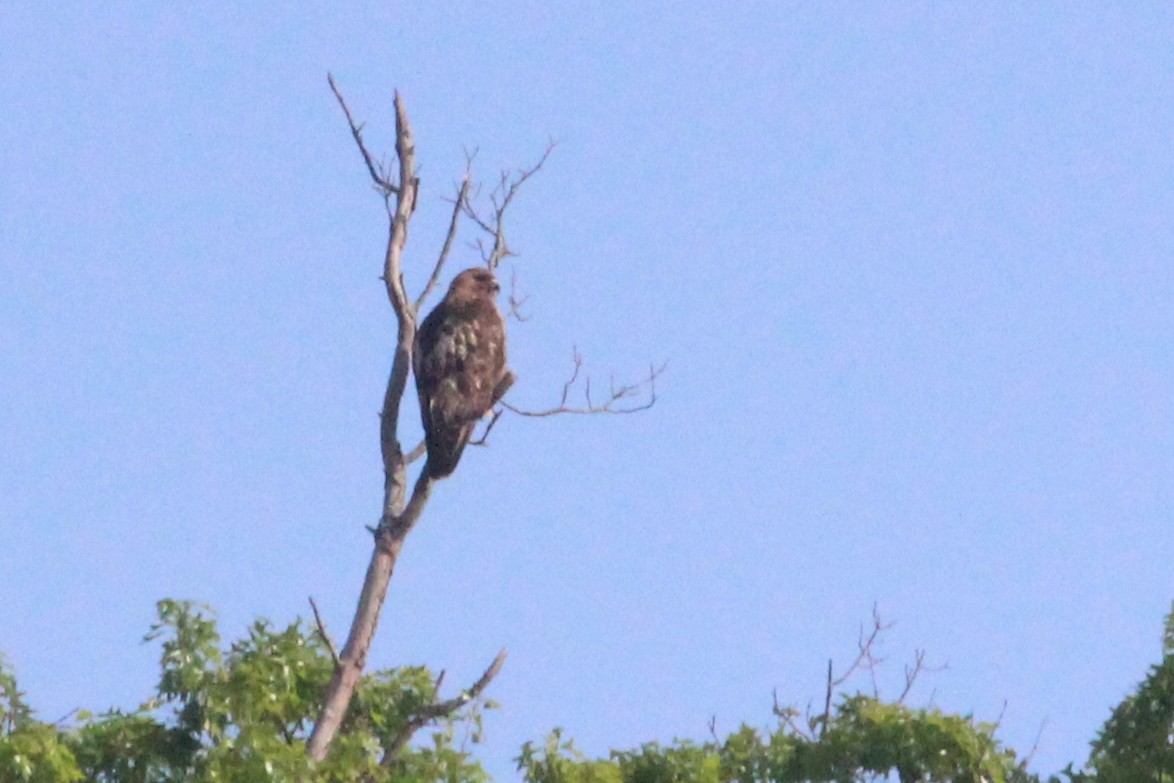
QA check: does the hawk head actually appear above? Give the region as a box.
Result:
[446,267,500,307]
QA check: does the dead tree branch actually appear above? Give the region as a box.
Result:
[812,604,890,735]
[776,608,951,745]
[404,438,427,465]
[1023,717,1048,768]
[327,74,398,198]
[506,266,530,322]
[308,78,430,762]
[821,659,833,738]
[468,409,505,447]
[379,650,507,766]
[896,648,945,704]
[898,649,926,704]
[503,348,664,418]
[772,688,815,741]
[463,141,556,270]
[832,602,890,694]
[415,169,472,311]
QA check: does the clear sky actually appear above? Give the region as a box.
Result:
[2,3,1173,779]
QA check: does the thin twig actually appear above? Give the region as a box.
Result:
[507,266,530,321]
[416,172,472,311]
[991,699,1009,733]
[503,354,664,417]
[897,648,946,704]
[831,603,891,693]
[821,659,833,738]
[327,74,398,197]
[463,140,557,269]
[52,708,80,728]
[1023,717,1047,767]
[562,347,584,405]
[469,409,505,447]
[772,688,813,740]
[897,649,924,704]
[309,597,340,666]
[404,438,427,465]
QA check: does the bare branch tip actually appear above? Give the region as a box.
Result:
[308,597,340,667]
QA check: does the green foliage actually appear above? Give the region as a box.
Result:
[1065,601,1174,783]
[808,696,1028,783]
[614,741,719,783]
[7,600,1174,782]
[0,654,82,783]
[0,600,493,783]
[0,721,84,783]
[516,697,1032,783]
[516,729,621,783]
[1,654,34,735]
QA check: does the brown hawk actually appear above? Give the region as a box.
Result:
[413,267,515,478]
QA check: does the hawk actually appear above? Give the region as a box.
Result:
[413,267,515,478]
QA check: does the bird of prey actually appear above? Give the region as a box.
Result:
[413,267,515,478]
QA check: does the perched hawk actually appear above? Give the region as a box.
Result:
[413,267,514,478]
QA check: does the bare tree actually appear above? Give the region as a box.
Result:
[306,78,661,764]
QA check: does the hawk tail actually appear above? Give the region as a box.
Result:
[424,423,474,479]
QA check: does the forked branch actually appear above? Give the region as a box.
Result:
[832,602,891,697]
[327,74,398,199]
[505,266,531,322]
[464,142,557,270]
[897,647,946,704]
[802,605,947,739]
[379,650,507,766]
[503,347,664,418]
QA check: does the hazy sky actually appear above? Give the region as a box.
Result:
[3,3,1173,779]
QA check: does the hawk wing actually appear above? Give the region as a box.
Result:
[414,301,507,478]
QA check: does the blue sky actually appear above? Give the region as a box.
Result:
[2,3,1173,778]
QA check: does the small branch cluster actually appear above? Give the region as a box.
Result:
[769,605,948,741]
[469,349,662,451]
[504,347,664,418]
[833,602,892,703]
[771,688,816,740]
[898,647,946,704]
[462,142,557,270]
